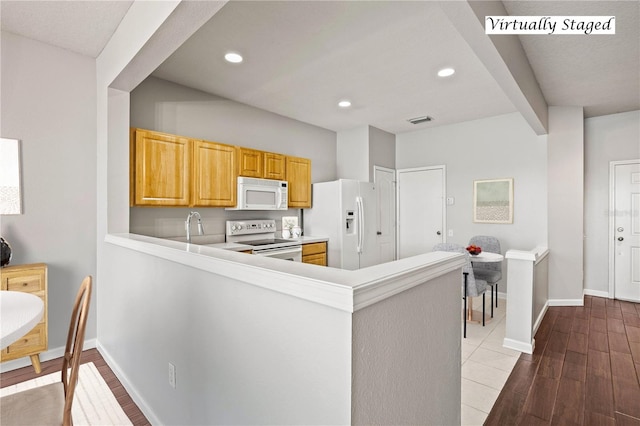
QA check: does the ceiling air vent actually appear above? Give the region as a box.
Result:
[407,116,433,125]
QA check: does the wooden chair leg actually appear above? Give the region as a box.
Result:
[496,284,498,307]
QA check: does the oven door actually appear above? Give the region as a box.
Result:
[253,246,302,262]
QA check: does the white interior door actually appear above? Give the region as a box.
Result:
[374,166,396,264]
[613,161,640,302]
[397,166,445,259]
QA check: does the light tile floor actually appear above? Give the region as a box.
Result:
[461,296,521,425]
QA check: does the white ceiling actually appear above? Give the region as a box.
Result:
[1,0,638,134]
[0,1,133,58]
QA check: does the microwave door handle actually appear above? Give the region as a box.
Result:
[277,188,285,209]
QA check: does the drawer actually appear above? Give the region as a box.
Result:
[1,323,47,358]
[5,271,45,293]
[302,242,326,256]
[303,253,326,266]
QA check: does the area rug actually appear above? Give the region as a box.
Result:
[0,362,132,425]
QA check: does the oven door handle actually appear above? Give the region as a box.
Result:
[253,246,302,256]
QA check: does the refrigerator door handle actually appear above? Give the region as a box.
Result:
[356,196,364,253]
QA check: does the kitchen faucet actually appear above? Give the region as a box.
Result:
[185,211,205,243]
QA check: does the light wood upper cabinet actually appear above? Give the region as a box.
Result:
[192,140,237,207]
[263,152,286,180]
[132,129,191,206]
[238,148,286,181]
[286,156,312,208]
[1,263,48,373]
[131,128,311,208]
[238,147,263,178]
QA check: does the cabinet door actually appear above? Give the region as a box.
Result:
[302,242,327,266]
[238,148,263,178]
[264,152,286,180]
[192,140,237,207]
[133,129,191,206]
[286,156,312,208]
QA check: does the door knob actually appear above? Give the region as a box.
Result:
[437,231,442,235]
[618,237,624,241]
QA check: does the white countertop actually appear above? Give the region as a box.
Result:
[106,233,465,313]
[169,235,329,251]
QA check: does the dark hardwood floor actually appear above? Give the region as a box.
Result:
[486,295,640,426]
[0,348,150,425]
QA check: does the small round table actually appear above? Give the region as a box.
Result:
[467,252,504,323]
[0,291,44,350]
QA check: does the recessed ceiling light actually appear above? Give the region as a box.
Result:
[338,100,352,108]
[224,52,243,63]
[437,67,455,77]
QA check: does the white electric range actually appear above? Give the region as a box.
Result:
[225,220,302,262]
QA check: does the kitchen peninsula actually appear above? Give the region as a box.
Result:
[102,233,465,425]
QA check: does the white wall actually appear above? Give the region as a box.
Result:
[131,76,336,182]
[547,106,584,303]
[129,77,337,237]
[584,110,640,294]
[352,269,461,425]
[368,126,396,181]
[99,243,352,425]
[396,112,548,292]
[336,125,396,182]
[337,126,369,181]
[0,32,97,348]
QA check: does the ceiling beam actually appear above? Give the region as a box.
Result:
[440,1,548,135]
[101,0,227,92]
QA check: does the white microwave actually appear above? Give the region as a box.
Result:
[227,177,288,210]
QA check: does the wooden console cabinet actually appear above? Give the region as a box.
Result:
[0,263,48,373]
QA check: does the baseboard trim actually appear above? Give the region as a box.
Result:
[583,289,610,298]
[0,338,97,373]
[96,341,161,426]
[503,337,534,355]
[548,298,584,307]
[532,301,550,336]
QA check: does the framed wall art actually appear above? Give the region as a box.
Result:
[473,178,513,224]
[0,138,22,215]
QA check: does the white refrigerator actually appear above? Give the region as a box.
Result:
[304,179,379,270]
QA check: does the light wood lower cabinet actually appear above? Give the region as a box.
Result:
[0,263,48,373]
[302,242,327,266]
